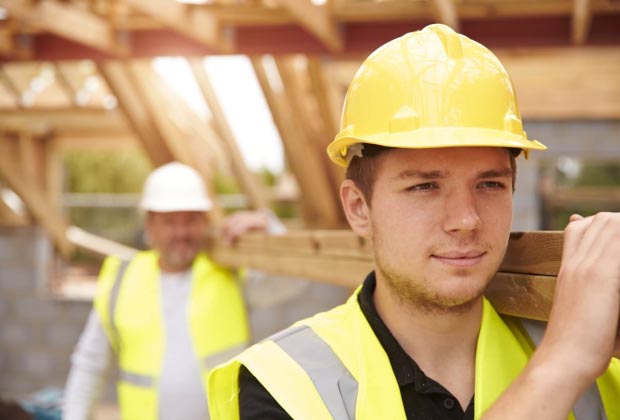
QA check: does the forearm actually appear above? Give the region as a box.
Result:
[63,310,114,420]
[63,365,108,420]
[482,349,588,420]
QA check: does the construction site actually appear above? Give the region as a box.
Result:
[0,0,619,419]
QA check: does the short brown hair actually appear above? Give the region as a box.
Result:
[345,144,519,204]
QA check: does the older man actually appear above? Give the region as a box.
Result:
[64,162,277,419]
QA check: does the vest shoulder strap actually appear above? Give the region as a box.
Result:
[108,258,130,352]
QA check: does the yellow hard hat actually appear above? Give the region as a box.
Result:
[327,24,547,167]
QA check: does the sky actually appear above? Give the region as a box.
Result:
[152,55,285,174]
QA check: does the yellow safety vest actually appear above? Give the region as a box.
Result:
[95,251,249,420]
[209,289,620,420]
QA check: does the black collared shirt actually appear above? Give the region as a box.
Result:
[238,272,474,419]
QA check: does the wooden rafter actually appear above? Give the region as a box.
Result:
[0,190,29,226]
[572,0,593,45]
[0,27,16,57]
[0,133,73,256]
[97,61,173,166]
[253,56,342,228]
[281,56,343,217]
[43,134,63,209]
[51,63,77,106]
[122,0,234,53]
[306,57,344,196]
[307,57,340,142]
[0,65,22,106]
[274,0,343,52]
[0,0,126,56]
[188,58,267,210]
[431,0,459,31]
[53,132,138,151]
[496,47,620,120]
[210,230,563,321]
[0,108,129,135]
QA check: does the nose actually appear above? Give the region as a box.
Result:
[442,189,481,233]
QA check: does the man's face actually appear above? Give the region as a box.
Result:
[366,147,513,314]
[145,211,207,272]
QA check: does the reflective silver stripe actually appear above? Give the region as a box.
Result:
[120,370,156,388]
[109,259,130,350]
[520,319,607,420]
[271,325,358,420]
[202,343,248,371]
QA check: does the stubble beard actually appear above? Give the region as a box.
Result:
[376,259,492,316]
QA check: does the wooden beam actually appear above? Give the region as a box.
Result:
[572,0,593,45]
[209,230,563,321]
[0,0,127,55]
[17,131,45,192]
[431,0,459,31]
[307,57,340,142]
[189,58,267,210]
[253,56,341,227]
[496,47,620,119]
[0,27,15,57]
[97,61,174,166]
[0,134,73,256]
[44,134,63,209]
[274,0,343,52]
[0,191,29,226]
[275,56,344,226]
[52,63,78,106]
[66,225,137,260]
[307,57,345,195]
[543,187,620,209]
[122,0,233,53]
[53,132,139,151]
[0,108,130,135]
[0,65,21,107]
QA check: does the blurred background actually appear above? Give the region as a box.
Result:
[0,0,618,417]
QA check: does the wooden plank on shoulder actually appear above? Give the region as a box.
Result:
[209,230,564,320]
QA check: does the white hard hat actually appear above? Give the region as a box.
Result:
[139,162,213,212]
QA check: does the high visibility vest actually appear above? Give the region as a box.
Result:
[209,289,620,420]
[95,251,249,420]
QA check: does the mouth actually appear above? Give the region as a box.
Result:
[431,250,486,268]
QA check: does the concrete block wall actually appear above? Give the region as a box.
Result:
[0,226,92,399]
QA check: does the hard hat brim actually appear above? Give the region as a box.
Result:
[327,127,547,167]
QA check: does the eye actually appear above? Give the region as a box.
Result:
[406,182,438,191]
[478,181,506,189]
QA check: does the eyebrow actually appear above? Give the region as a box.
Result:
[392,167,512,181]
[392,169,449,181]
[478,168,513,179]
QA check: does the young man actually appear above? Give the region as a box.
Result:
[63,162,277,420]
[208,24,620,419]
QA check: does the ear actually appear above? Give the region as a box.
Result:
[340,179,372,238]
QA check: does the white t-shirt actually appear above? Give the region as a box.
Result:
[63,270,210,420]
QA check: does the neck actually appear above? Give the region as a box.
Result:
[373,275,483,409]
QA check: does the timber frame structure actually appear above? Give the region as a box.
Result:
[0,1,618,313]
